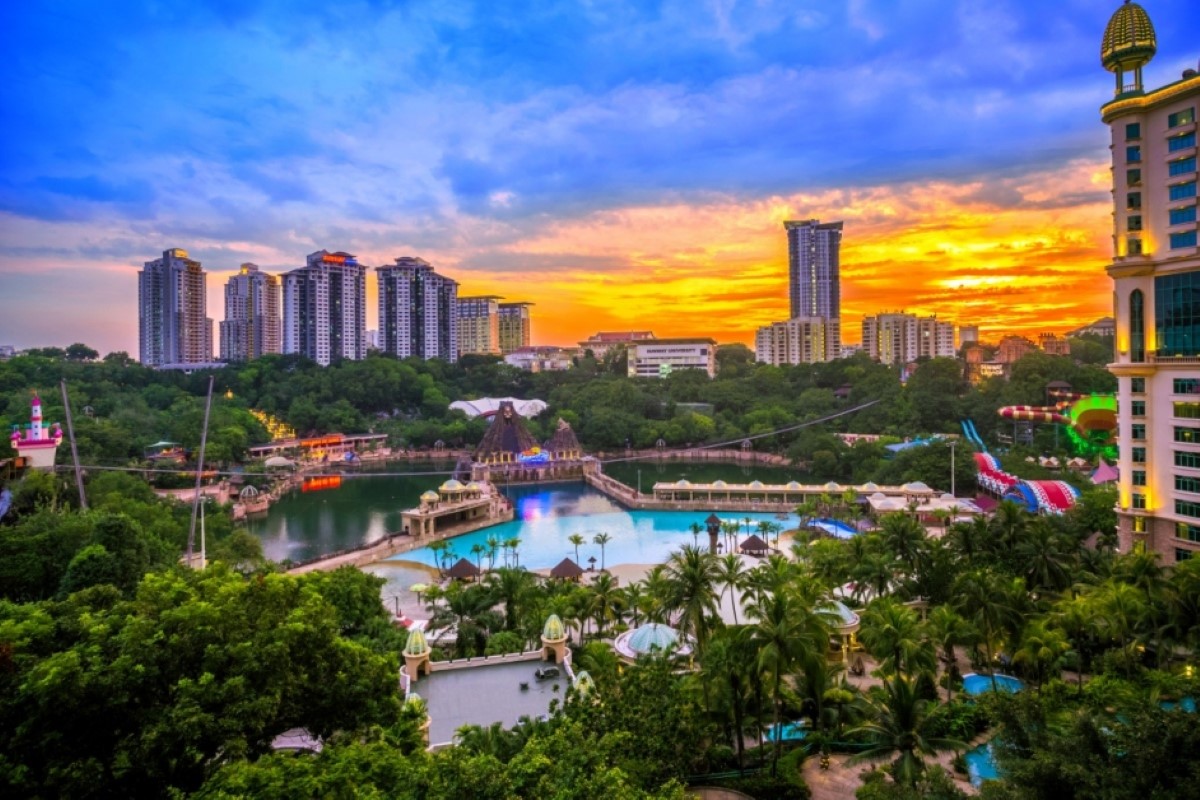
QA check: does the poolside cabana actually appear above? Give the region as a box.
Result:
[738,534,771,557]
[445,558,481,582]
[549,557,585,582]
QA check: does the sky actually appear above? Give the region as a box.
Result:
[1,0,1198,354]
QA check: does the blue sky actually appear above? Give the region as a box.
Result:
[0,0,1197,352]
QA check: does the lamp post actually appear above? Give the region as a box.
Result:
[637,468,642,497]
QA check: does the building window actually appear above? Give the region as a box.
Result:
[1132,494,1146,509]
[1125,122,1141,139]
[1169,181,1198,201]
[1178,523,1200,543]
[1133,516,1146,533]
[1132,470,1147,486]
[1128,215,1143,231]
[1170,231,1198,249]
[1179,549,1195,562]
[1128,237,1143,255]
[1176,499,1200,519]
[1131,377,1145,393]
[1127,192,1142,209]
[1132,423,1145,440]
[1177,450,1200,469]
[1175,379,1200,394]
[1177,475,1200,494]
[1170,132,1197,152]
[1170,205,1198,226]
[1131,400,1146,417]
[1128,168,1142,186]
[1178,402,1200,419]
[1132,447,1146,463]
[1170,156,1197,177]
[1168,108,1196,128]
[1177,426,1200,443]
[1155,272,1200,358]
[1126,145,1142,163]
[1130,288,1145,362]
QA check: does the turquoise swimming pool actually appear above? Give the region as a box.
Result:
[389,484,801,571]
[962,673,1024,695]
[765,721,808,742]
[965,741,1000,786]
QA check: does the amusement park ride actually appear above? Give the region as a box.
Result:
[997,390,1117,459]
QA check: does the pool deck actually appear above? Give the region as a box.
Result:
[415,658,567,745]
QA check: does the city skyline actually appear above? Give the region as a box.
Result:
[2,1,1198,355]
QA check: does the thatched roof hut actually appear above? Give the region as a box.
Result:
[445,557,481,582]
[475,400,538,463]
[738,534,771,556]
[549,557,584,581]
[545,418,582,459]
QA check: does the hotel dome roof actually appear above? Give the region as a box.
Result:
[627,622,681,653]
[439,479,464,492]
[543,614,566,641]
[1101,1,1156,71]
[420,490,440,502]
[404,628,429,655]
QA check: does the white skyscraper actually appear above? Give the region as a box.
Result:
[281,251,367,366]
[138,248,212,366]
[377,257,459,362]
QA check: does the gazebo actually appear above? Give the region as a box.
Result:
[738,534,771,557]
[549,557,585,582]
[822,599,862,662]
[445,558,481,582]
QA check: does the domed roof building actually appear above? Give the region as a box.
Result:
[1101,2,1156,96]
[613,622,694,664]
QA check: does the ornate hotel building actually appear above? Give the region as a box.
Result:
[457,295,501,356]
[1101,2,1200,563]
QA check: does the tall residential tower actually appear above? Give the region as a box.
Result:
[457,296,501,356]
[1100,2,1199,563]
[138,248,212,366]
[377,257,459,362]
[498,302,534,353]
[785,219,843,321]
[282,250,368,366]
[220,263,281,362]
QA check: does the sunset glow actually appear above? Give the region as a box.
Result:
[1,1,1195,353]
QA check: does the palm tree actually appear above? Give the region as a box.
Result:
[623,580,647,627]
[1018,521,1075,594]
[990,500,1028,553]
[1013,620,1070,690]
[427,581,503,658]
[688,521,703,548]
[746,588,826,772]
[704,626,757,769]
[851,550,898,602]
[588,571,623,637]
[795,498,820,531]
[721,520,740,553]
[505,536,522,569]
[1050,593,1098,690]
[743,516,754,540]
[850,674,965,787]
[716,552,747,625]
[429,539,450,577]
[858,597,936,678]
[592,532,612,571]
[879,512,928,577]
[946,517,987,567]
[568,533,586,564]
[663,545,721,654]
[642,565,672,624]
[486,566,536,632]
[954,569,1023,691]
[470,543,486,573]
[926,605,977,701]
[486,536,501,570]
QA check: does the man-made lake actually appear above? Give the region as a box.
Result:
[387,483,798,572]
[248,460,804,562]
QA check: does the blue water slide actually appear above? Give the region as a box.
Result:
[961,419,987,452]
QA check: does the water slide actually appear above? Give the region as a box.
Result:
[960,419,987,452]
[997,392,1116,456]
[972,452,1078,515]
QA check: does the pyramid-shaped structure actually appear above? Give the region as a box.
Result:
[475,400,538,463]
[545,418,582,460]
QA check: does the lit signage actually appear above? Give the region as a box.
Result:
[302,475,342,493]
[321,254,359,266]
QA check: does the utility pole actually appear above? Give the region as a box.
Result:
[60,380,87,510]
[187,376,215,569]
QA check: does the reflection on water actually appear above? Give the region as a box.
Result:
[391,484,799,572]
[249,462,809,564]
[246,463,454,562]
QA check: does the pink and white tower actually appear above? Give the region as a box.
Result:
[9,393,62,470]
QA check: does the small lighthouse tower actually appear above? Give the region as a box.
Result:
[10,393,62,470]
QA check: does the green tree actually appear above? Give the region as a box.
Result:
[851,675,965,787]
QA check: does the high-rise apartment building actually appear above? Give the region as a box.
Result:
[138,248,212,366]
[785,219,843,321]
[862,313,955,365]
[959,325,980,346]
[377,257,459,362]
[457,296,502,356]
[219,263,281,362]
[1100,2,1200,563]
[282,251,367,366]
[498,302,533,354]
[754,317,840,366]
